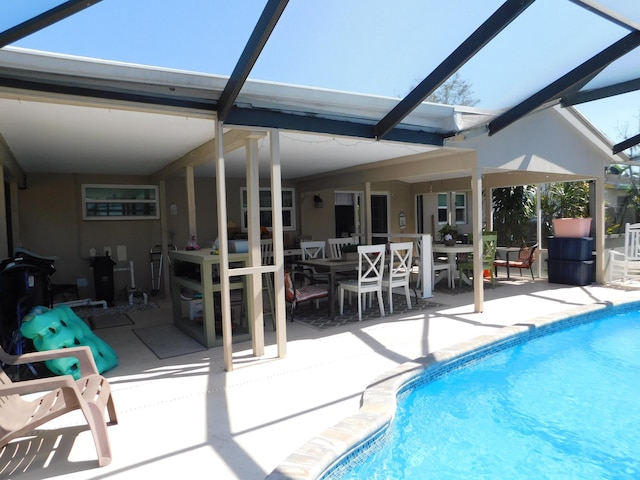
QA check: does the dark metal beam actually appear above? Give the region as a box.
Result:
[226,107,446,147]
[0,75,216,111]
[217,0,288,122]
[489,31,640,136]
[0,1,103,48]
[613,132,640,155]
[562,77,640,106]
[569,0,640,32]
[375,0,535,141]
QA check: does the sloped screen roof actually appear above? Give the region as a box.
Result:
[1,0,639,153]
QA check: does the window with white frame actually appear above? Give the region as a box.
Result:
[454,192,467,224]
[82,184,159,220]
[437,193,448,224]
[437,192,467,225]
[241,187,296,231]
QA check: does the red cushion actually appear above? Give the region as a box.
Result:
[295,285,328,302]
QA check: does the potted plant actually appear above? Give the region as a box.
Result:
[438,224,458,246]
[543,181,592,238]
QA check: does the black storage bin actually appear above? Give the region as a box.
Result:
[91,255,116,305]
[547,237,593,261]
[547,259,593,286]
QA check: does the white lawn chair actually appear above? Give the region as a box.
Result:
[338,244,386,321]
[381,242,413,314]
[609,222,640,283]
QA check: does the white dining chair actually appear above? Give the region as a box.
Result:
[328,237,355,260]
[381,242,413,314]
[300,240,330,283]
[338,244,385,321]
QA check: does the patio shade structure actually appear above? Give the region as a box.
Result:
[0,0,638,370]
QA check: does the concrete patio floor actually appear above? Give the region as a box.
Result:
[3,278,640,480]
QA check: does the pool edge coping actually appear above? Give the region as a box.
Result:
[266,297,638,480]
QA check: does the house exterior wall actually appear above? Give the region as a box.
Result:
[459,108,609,178]
[15,174,300,300]
[298,180,414,243]
[18,173,161,299]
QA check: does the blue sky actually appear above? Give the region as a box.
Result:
[10,0,640,145]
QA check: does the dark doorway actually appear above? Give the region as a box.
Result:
[371,194,388,244]
[335,205,354,238]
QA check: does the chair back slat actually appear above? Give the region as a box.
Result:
[300,241,326,261]
[356,244,385,289]
[625,223,640,261]
[328,238,355,259]
[260,239,273,265]
[389,242,413,283]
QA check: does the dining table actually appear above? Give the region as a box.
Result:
[298,258,359,319]
[431,244,475,286]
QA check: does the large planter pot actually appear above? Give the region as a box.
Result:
[552,218,592,238]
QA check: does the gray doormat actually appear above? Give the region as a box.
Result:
[89,313,134,330]
[293,295,444,331]
[132,324,207,359]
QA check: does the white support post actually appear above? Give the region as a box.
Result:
[246,136,265,357]
[421,234,433,298]
[269,130,287,358]
[471,167,484,313]
[215,122,234,372]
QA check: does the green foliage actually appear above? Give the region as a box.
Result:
[492,186,535,246]
[438,223,458,241]
[540,181,590,236]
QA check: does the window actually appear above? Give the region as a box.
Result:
[454,193,467,224]
[437,192,467,225]
[437,193,448,223]
[82,184,159,220]
[241,187,296,231]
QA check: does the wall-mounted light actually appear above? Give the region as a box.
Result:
[169,202,178,215]
[313,194,324,208]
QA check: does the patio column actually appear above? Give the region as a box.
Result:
[594,177,605,283]
[268,130,287,358]
[185,165,197,242]
[215,121,235,371]
[365,182,372,244]
[471,167,484,313]
[245,136,265,356]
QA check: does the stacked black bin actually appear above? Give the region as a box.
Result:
[547,237,593,286]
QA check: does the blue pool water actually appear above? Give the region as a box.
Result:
[340,308,640,479]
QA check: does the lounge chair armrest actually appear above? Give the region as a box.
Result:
[2,346,99,377]
[0,374,78,396]
[609,250,624,260]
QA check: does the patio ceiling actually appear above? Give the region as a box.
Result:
[0,0,638,183]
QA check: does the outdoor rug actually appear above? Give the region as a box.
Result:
[132,324,207,359]
[294,295,444,331]
[89,313,134,330]
[73,301,157,329]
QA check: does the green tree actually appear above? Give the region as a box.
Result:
[426,73,479,106]
[492,186,535,246]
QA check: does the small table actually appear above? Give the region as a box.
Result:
[298,258,359,319]
[432,244,475,286]
[495,246,521,278]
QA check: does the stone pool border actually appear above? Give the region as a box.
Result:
[267,297,640,479]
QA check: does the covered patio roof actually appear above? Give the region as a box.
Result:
[0,0,638,183]
[0,1,635,371]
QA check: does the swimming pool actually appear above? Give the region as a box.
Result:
[267,299,640,480]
